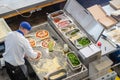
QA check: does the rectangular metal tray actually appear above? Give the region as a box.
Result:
[48,69,67,80]
[66,52,81,68]
[48,11,91,50]
[27,22,88,80]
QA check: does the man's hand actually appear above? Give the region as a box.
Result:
[29,50,42,61]
[35,51,41,59]
[34,50,42,61]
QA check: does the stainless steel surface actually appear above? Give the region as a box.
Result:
[96,71,117,80]
[48,10,100,67]
[48,17,79,56]
[48,69,67,80]
[64,0,104,43]
[46,2,118,71]
[48,10,87,52]
[27,22,88,80]
[89,56,113,80]
[48,14,89,79]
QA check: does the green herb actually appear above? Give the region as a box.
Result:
[77,37,90,46]
[67,53,80,66]
[66,29,79,37]
[70,29,79,35]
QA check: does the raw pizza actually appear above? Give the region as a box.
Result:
[30,50,42,61]
[40,38,55,48]
[28,38,36,47]
[35,50,42,59]
[36,30,49,40]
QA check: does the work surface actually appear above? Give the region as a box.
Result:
[27,22,88,80]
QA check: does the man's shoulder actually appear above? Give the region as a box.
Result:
[18,35,28,43]
[6,31,15,38]
[8,31,18,36]
[8,31,14,35]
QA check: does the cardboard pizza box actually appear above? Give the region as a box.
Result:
[98,16,117,29]
[110,0,120,10]
[87,5,118,29]
[87,5,106,20]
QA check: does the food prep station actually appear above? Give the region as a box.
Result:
[0,0,120,80]
[26,22,88,80]
[46,0,118,79]
[47,0,104,66]
[26,0,120,79]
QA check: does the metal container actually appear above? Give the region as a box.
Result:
[48,0,104,44]
[66,52,81,70]
[48,69,67,80]
[63,64,88,80]
[89,56,113,80]
[74,36,91,49]
[47,0,105,68]
[96,71,117,80]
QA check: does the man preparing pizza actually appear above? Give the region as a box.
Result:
[3,21,41,80]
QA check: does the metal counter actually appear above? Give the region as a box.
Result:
[47,0,105,67]
[27,22,88,80]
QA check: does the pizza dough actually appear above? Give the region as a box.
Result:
[29,50,42,61]
[34,57,61,73]
[40,38,55,48]
[35,30,49,40]
[28,38,36,47]
[34,50,42,59]
[40,38,51,48]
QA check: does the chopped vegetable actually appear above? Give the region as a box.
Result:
[77,37,90,47]
[70,29,79,35]
[67,52,80,67]
[66,29,80,37]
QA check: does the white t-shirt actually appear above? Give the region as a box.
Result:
[3,31,37,66]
